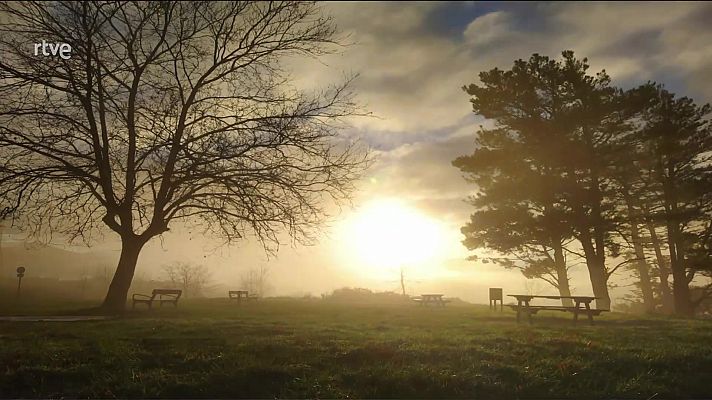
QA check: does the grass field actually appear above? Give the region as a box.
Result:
[1,298,711,399]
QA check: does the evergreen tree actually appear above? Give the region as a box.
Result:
[629,83,712,315]
[455,51,625,308]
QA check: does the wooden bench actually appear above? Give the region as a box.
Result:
[132,289,182,309]
[508,295,609,325]
[229,290,259,304]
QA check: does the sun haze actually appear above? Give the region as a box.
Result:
[338,198,451,280]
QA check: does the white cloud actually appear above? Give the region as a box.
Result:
[463,11,515,47]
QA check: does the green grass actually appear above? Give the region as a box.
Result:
[1,298,711,398]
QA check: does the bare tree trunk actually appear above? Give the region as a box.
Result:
[101,236,145,313]
[0,223,4,279]
[553,244,573,307]
[646,220,673,313]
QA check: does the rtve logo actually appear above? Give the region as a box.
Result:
[33,40,72,60]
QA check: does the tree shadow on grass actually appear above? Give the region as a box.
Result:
[468,310,707,329]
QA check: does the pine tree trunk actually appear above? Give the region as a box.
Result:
[101,236,145,313]
[646,220,673,313]
[579,231,611,310]
[581,249,611,310]
[666,222,694,316]
[661,168,694,316]
[627,209,655,313]
[588,170,611,310]
[553,244,573,307]
[588,259,611,310]
[632,247,655,313]
[670,257,693,316]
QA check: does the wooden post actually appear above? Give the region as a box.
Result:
[573,300,580,324]
[15,266,25,298]
[489,288,503,311]
[516,299,521,322]
[585,302,593,325]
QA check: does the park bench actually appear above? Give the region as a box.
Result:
[412,293,451,307]
[132,289,182,309]
[507,294,609,325]
[229,290,259,304]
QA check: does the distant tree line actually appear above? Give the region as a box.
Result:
[162,262,212,298]
[240,265,271,298]
[325,287,412,303]
[453,51,712,316]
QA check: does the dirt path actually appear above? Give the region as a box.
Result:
[0,316,116,322]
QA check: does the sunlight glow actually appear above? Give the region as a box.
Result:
[340,199,449,279]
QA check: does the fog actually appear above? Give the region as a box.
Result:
[0,218,636,307]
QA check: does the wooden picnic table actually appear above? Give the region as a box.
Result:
[229,290,250,304]
[413,293,450,307]
[508,294,608,325]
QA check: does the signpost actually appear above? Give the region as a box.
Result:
[16,266,25,297]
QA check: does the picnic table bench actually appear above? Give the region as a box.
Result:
[228,290,259,303]
[132,289,182,309]
[412,294,451,307]
[507,294,609,325]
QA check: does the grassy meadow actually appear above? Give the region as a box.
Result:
[0,297,711,398]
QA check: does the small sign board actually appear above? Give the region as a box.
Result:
[489,287,503,301]
[16,266,25,278]
[489,287,503,311]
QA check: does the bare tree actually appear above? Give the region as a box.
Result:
[400,266,406,296]
[0,220,5,278]
[0,2,368,312]
[240,265,271,297]
[163,262,211,298]
[390,266,420,297]
[0,206,16,279]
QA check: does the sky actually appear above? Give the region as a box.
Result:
[4,1,712,305]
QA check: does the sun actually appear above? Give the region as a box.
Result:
[338,198,449,279]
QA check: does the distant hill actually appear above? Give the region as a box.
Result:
[0,244,115,280]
